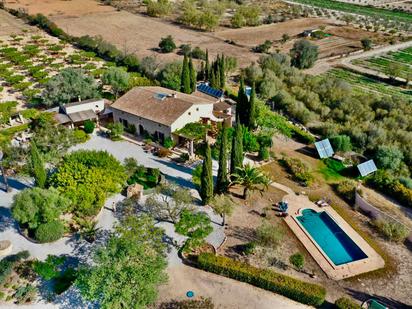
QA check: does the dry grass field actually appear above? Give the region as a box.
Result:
[4,0,387,67]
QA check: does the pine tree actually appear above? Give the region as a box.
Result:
[219,54,225,89]
[189,56,197,93]
[248,82,256,129]
[230,119,244,176]
[216,126,228,194]
[205,49,210,81]
[30,142,47,188]
[180,54,191,94]
[200,142,214,205]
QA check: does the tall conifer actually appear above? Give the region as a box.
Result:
[216,127,228,194]
[189,56,197,93]
[180,54,191,94]
[230,118,244,176]
[200,142,214,205]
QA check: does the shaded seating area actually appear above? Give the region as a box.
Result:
[273,200,289,217]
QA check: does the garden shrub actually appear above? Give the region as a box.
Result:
[335,296,361,309]
[256,220,285,248]
[73,129,89,143]
[83,120,95,134]
[367,170,412,209]
[281,157,313,186]
[197,253,326,306]
[372,219,409,243]
[242,242,256,255]
[258,147,270,161]
[13,284,37,304]
[35,220,65,243]
[33,255,65,280]
[289,253,305,270]
[0,251,30,285]
[163,137,174,149]
[336,179,357,203]
[158,148,172,158]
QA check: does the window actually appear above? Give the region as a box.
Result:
[196,108,199,111]
[188,112,191,116]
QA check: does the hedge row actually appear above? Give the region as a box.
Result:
[197,253,326,306]
[335,297,361,309]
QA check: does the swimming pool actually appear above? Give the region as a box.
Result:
[296,209,367,266]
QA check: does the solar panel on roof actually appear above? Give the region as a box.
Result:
[154,93,168,100]
[357,160,377,177]
[197,83,223,98]
[314,139,334,159]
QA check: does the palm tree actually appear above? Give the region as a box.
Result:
[79,220,101,243]
[230,164,271,199]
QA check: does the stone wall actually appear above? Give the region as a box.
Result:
[355,192,412,242]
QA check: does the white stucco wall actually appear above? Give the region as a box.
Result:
[64,99,105,114]
[111,108,172,137]
[170,103,214,132]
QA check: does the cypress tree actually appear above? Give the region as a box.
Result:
[189,56,197,93]
[30,142,47,188]
[181,54,191,94]
[199,61,205,81]
[248,82,256,129]
[205,49,210,81]
[216,126,228,194]
[210,69,217,89]
[219,54,225,89]
[230,119,244,176]
[236,78,247,124]
[200,142,214,205]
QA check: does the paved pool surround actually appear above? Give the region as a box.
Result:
[271,182,385,280]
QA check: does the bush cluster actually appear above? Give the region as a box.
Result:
[367,170,412,209]
[35,221,65,243]
[0,251,30,285]
[335,297,361,309]
[372,219,409,243]
[281,157,313,186]
[197,253,326,306]
[336,179,358,203]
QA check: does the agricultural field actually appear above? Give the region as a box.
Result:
[3,0,391,68]
[288,0,412,23]
[0,32,108,110]
[327,68,412,100]
[352,47,412,80]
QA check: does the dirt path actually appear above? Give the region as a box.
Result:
[157,265,311,309]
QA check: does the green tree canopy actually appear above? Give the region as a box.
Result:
[230,164,270,199]
[43,68,99,107]
[76,214,168,309]
[49,150,126,216]
[290,39,318,69]
[375,145,404,172]
[216,126,228,194]
[11,187,70,230]
[175,210,213,240]
[158,61,182,91]
[30,141,47,188]
[102,67,130,98]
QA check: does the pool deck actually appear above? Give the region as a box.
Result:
[272,183,385,280]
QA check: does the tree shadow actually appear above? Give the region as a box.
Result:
[295,145,318,159]
[225,225,256,243]
[345,288,412,309]
[0,177,31,191]
[0,206,18,232]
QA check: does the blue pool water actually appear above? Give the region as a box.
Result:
[297,209,367,265]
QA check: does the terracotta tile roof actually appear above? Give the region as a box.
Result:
[213,101,231,111]
[111,87,214,126]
